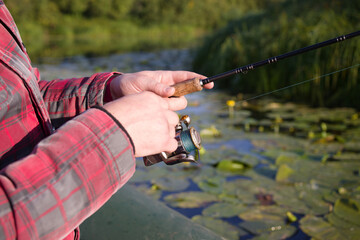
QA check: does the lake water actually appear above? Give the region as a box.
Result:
[37,49,360,240]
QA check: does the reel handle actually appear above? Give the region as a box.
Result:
[171,77,203,97]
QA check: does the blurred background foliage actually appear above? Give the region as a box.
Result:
[193,0,360,108]
[6,0,256,60]
[5,0,360,108]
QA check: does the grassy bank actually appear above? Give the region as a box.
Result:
[193,0,360,108]
[6,0,268,61]
[19,19,203,62]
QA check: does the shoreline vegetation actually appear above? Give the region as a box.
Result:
[193,0,360,109]
[7,0,360,108]
[8,0,256,61]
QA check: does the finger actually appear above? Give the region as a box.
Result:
[168,125,176,139]
[169,71,214,91]
[202,81,214,89]
[164,138,178,153]
[145,81,174,97]
[170,71,207,84]
[165,111,178,141]
[165,96,188,111]
[163,86,175,97]
[165,110,179,128]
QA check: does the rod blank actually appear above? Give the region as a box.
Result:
[201,30,360,85]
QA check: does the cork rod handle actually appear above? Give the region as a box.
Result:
[171,78,203,97]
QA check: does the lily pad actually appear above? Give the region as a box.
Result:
[257,119,273,128]
[300,215,360,240]
[129,168,167,183]
[238,205,288,222]
[195,176,226,195]
[238,154,261,167]
[239,220,288,235]
[271,186,311,214]
[222,181,257,204]
[192,166,219,182]
[295,114,320,123]
[202,202,247,218]
[332,153,360,161]
[282,121,313,132]
[243,118,258,125]
[344,141,360,152]
[216,160,247,174]
[251,224,297,240]
[275,152,300,166]
[295,184,331,215]
[323,190,342,203]
[199,147,240,165]
[134,184,162,200]
[164,191,218,208]
[327,212,360,229]
[275,164,295,183]
[333,198,360,227]
[326,123,347,132]
[192,215,248,240]
[267,111,296,120]
[152,177,190,192]
[300,215,343,240]
[200,125,222,138]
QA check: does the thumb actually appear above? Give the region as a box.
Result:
[148,82,175,97]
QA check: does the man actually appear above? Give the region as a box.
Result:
[0,1,213,239]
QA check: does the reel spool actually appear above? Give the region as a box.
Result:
[143,115,201,166]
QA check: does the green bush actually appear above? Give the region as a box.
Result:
[16,22,45,56]
[5,0,36,22]
[108,0,135,20]
[7,0,260,61]
[56,0,89,15]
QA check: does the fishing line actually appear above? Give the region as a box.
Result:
[239,63,360,103]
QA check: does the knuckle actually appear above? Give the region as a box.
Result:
[168,111,179,126]
[143,91,160,103]
[180,97,188,108]
[168,97,187,110]
[169,129,176,138]
[165,138,178,152]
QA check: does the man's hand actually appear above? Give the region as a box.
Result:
[109,70,214,99]
[104,91,186,157]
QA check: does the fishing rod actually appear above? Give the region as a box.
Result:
[171,30,360,97]
[144,30,360,166]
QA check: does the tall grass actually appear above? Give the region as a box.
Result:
[193,0,360,108]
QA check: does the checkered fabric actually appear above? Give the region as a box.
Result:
[0,2,135,239]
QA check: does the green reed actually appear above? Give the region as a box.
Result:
[193,0,360,108]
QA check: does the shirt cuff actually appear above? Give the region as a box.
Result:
[91,105,136,155]
[103,75,118,103]
[87,72,121,107]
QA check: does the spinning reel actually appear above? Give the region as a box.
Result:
[143,115,201,166]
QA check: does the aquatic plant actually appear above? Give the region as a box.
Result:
[128,93,360,240]
[226,100,236,118]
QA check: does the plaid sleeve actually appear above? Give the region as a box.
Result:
[38,72,119,126]
[0,108,135,240]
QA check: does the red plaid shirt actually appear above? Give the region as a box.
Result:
[0,2,136,239]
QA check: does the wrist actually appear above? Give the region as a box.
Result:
[104,76,116,103]
[92,105,136,154]
[105,74,127,102]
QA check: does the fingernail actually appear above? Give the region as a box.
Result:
[165,87,174,93]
